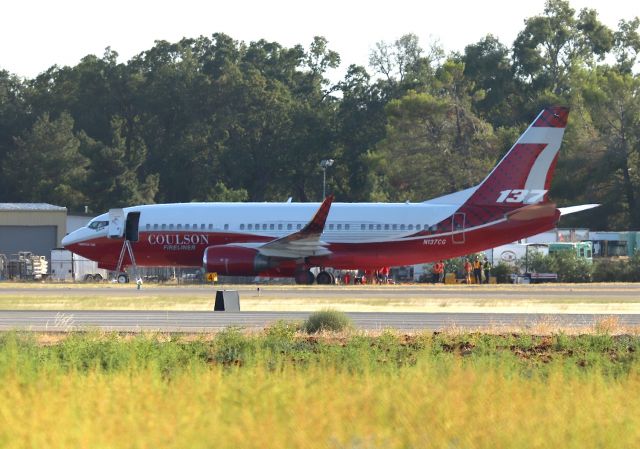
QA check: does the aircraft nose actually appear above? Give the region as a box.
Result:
[62,228,86,248]
[61,232,76,248]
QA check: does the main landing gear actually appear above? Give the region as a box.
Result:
[316,271,335,285]
[294,269,315,285]
[294,269,335,285]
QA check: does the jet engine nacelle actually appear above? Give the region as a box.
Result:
[203,245,273,276]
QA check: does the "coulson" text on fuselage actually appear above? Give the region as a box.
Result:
[148,234,210,245]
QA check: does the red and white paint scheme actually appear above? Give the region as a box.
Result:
[62,106,597,284]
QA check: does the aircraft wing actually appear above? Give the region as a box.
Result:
[256,195,334,258]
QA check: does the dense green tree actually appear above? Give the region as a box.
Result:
[461,35,520,126]
[581,67,640,229]
[4,113,89,207]
[513,0,613,96]
[613,18,640,74]
[333,65,387,201]
[373,90,498,201]
[0,70,28,199]
[82,117,159,212]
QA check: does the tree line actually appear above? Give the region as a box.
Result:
[0,0,639,230]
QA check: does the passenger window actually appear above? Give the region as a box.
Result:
[193,224,197,229]
[262,224,267,230]
[337,224,342,230]
[278,224,283,230]
[361,224,365,230]
[209,224,214,230]
[408,224,414,230]
[287,224,292,230]
[145,224,150,230]
[169,224,174,230]
[345,224,350,230]
[248,224,253,230]
[161,224,166,230]
[185,224,190,230]
[224,224,229,230]
[297,224,302,230]
[201,224,205,230]
[270,224,274,230]
[376,224,381,230]
[416,224,421,230]
[369,224,374,230]
[177,224,182,230]
[392,224,398,230]
[384,224,389,230]
[400,224,405,230]
[153,224,158,230]
[329,224,334,230]
[255,224,260,230]
[240,224,245,230]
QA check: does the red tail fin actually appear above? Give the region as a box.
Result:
[465,106,569,209]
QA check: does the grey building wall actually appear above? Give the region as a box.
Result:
[0,226,57,259]
[0,204,68,266]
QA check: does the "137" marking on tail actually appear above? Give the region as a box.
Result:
[496,189,548,203]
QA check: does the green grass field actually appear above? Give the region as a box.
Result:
[0,327,639,448]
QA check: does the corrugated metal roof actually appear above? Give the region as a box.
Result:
[0,203,67,212]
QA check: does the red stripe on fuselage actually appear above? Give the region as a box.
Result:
[66,231,273,270]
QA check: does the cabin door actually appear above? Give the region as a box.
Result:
[452,212,465,244]
[125,212,141,242]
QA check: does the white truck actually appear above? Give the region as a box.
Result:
[50,249,108,282]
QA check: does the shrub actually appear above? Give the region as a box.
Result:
[550,251,593,282]
[592,258,630,282]
[213,327,253,365]
[302,309,353,333]
[492,262,517,283]
[263,320,300,353]
[520,250,593,282]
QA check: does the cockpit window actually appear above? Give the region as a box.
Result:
[88,220,109,230]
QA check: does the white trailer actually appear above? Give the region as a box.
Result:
[485,243,549,267]
[50,249,108,282]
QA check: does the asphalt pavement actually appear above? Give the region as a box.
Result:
[0,310,637,332]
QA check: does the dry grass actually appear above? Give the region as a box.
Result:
[0,330,639,449]
[1,282,640,313]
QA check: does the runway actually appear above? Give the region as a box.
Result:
[1,310,638,332]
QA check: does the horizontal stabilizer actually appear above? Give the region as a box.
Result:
[505,202,558,221]
[559,204,600,216]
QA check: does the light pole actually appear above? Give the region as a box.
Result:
[320,159,334,199]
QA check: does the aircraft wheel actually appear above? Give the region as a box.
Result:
[93,273,103,282]
[316,271,333,285]
[117,273,129,284]
[294,270,315,285]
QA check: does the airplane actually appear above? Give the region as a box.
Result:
[62,106,598,284]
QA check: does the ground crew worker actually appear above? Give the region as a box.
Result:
[473,257,482,284]
[483,257,492,284]
[464,259,473,284]
[436,260,445,283]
